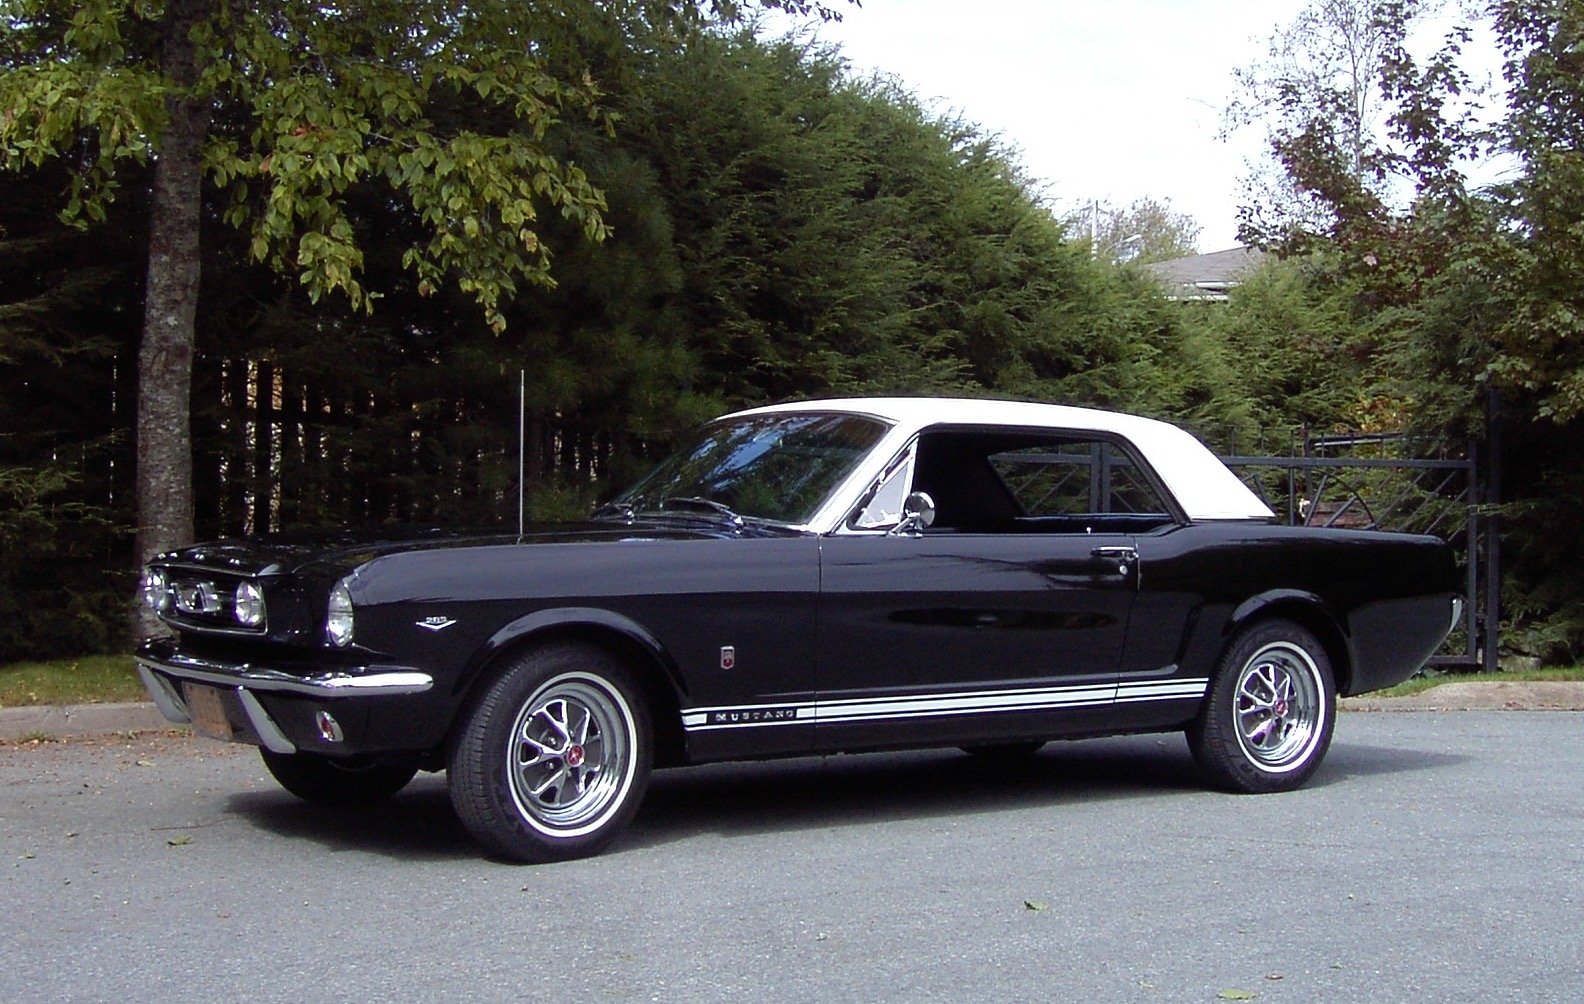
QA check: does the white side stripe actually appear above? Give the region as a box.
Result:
[681,678,1209,732]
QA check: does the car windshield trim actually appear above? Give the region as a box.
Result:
[608,412,892,529]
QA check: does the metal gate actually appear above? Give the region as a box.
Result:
[1219,434,1497,671]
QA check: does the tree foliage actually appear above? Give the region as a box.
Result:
[1225,0,1584,662]
[1069,197,1204,264]
[1225,0,1472,247]
[0,0,626,322]
[6,0,1584,667]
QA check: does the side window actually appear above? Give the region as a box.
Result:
[992,444,1094,516]
[1103,448,1169,514]
[857,427,1177,535]
[990,439,1172,523]
[850,441,917,530]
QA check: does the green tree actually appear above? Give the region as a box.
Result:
[1226,0,1461,247]
[1229,0,1584,661]
[1068,197,1203,264]
[0,163,142,660]
[0,0,848,638]
[0,1,608,624]
[1196,257,1369,433]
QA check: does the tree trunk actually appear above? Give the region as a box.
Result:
[133,0,213,639]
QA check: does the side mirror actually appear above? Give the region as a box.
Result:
[892,491,936,535]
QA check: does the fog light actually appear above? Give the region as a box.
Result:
[315,710,344,743]
[234,580,266,628]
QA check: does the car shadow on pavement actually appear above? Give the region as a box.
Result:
[626,740,1192,841]
[618,734,1468,853]
[217,734,1466,861]
[225,775,477,862]
[1317,739,1469,784]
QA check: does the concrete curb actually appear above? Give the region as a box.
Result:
[1339,681,1584,713]
[0,702,186,743]
[5,682,1584,743]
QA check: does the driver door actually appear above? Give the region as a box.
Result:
[815,428,1173,750]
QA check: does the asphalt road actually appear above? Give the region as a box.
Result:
[4,714,1581,1003]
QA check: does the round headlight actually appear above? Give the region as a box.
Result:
[140,569,171,613]
[234,580,266,628]
[326,578,355,647]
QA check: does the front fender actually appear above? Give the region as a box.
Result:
[457,606,686,704]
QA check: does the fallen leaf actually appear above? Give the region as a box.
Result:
[167,834,192,847]
[1023,900,1049,912]
[1218,990,1258,1001]
[1265,973,1285,981]
[136,759,154,767]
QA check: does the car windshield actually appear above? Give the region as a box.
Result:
[610,412,890,526]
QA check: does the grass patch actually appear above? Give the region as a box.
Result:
[1373,665,1584,699]
[0,655,143,708]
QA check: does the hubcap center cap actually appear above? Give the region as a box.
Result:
[564,744,586,767]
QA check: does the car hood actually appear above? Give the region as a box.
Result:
[153,519,800,577]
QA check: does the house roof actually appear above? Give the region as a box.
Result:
[1145,246,1266,300]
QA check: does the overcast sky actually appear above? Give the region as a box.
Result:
[760,0,1308,251]
[759,2,1507,252]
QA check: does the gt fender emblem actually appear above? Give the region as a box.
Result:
[720,646,736,670]
[417,616,458,632]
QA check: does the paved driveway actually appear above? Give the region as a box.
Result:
[4,713,1580,1002]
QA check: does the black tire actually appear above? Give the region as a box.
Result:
[959,741,1046,760]
[448,642,652,864]
[260,749,419,805]
[1188,619,1337,794]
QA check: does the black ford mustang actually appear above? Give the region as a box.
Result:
[137,398,1458,862]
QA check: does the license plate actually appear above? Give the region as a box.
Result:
[182,683,234,742]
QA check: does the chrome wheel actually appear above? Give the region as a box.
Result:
[1187,619,1336,794]
[507,674,636,836]
[450,644,652,862]
[1233,642,1325,772]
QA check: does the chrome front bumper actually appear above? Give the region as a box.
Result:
[135,640,433,754]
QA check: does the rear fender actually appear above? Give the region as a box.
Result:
[1225,590,1355,695]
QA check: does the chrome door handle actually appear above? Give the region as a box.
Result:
[1091,546,1137,575]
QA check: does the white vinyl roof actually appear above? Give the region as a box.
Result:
[729,397,1276,524]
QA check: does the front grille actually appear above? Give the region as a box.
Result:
[157,566,268,636]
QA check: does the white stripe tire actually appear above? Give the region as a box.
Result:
[1188,619,1336,793]
[449,642,652,863]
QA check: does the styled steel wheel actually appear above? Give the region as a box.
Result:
[449,643,651,863]
[1233,642,1324,771]
[1188,619,1336,793]
[506,676,635,837]
[259,749,419,805]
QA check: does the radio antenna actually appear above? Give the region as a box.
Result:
[517,368,525,537]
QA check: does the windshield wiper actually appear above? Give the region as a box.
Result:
[590,500,638,522]
[657,496,746,530]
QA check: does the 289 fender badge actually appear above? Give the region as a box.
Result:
[417,616,458,632]
[720,646,736,670]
